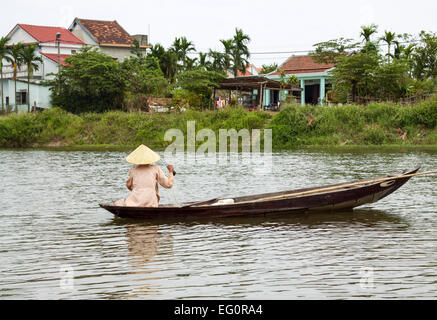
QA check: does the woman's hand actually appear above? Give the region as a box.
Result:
[167,164,175,175]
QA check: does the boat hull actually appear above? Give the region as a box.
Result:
[99,167,419,219]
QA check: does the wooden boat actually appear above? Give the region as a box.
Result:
[100,166,420,219]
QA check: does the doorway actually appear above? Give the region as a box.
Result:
[305,84,320,105]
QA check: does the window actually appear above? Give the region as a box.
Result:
[16,91,27,105]
[71,50,77,54]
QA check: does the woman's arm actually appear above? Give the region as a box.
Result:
[126,168,133,190]
[157,166,174,189]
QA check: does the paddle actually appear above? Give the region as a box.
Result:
[181,198,219,208]
[238,169,437,204]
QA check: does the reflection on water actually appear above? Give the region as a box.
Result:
[125,224,161,270]
[0,149,436,299]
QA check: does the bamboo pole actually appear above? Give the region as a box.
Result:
[239,169,437,204]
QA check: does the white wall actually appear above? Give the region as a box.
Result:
[8,25,37,45]
[100,46,135,61]
[1,79,51,112]
[41,56,59,80]
[40,43,83,55]
[69,23,98,46]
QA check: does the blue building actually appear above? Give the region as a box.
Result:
[267,55,335,106]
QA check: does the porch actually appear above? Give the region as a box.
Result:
[217,76,302,111]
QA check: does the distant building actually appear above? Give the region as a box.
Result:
[268,55,334,105]
[68,18,151,61]
[226,63,262,78]
[1,24,85,111]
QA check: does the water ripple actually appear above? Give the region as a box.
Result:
[0,149,436,299]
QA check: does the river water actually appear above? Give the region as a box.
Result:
[0,148,436,299]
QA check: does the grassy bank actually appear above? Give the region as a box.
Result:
[269,96,437,148]
[0,107,270,150]
[0,96,436,150]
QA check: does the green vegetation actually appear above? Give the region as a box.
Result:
[310,26,437,104]
[269,95,437,148]
[1,96,436,150]
[47,48,128,113]
[260,63,278,75]
[0,36,14,113]
[0,107,270,149]
[1,28,253,115]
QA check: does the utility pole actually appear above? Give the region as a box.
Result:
[56,32,61,93]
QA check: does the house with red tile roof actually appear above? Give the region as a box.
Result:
[4,24,85,79]
[268,55,335,105]
[1,24,86,111]
[69,18,151,61]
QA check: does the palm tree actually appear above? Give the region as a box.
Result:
[10,43,24,113]
[230,28,251,77]
[170,37,195,71]
[0,37,13,113]
[220,39,234,72]
[360,24,378,53]
[185,56,197,70]
[160,50,178,83]
[402,44,416,60]
[150,43,166,60]
[360,24,378,42]
[208,49,224,72]
[380,31,396,61]
[197,52,209,70]
[20,45,43,112]
[150,44,177,81]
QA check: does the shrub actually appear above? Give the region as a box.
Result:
[362,125,386,145]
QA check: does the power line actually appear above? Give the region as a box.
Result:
[186,39,422,56]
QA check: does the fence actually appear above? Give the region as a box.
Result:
[0,101,42,115]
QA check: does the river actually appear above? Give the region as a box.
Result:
[0,148,436,299]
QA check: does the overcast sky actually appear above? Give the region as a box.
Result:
[2,0,436,66]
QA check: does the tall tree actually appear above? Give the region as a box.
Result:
[330,51,380,103]
[170,36,196,71]
[412,31,437,80]
[160,50,178,83]
[208,49,225,72]
[20,45,43,112]
[230,28,251,77]
[48,47,126,113]
[10,43,24,113]
[360,24,379,53]
[220,39,234,71]
[380,31,396,61]
[311,38,360,64]
[149,44,178,82]
[197,52,210,70]
[149,43,166,60]
[0,37,13,113]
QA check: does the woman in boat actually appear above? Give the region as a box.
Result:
[114,144,175,208]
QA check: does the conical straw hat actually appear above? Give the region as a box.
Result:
[126,145,161,165]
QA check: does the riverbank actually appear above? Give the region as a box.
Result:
[1,96,436,150]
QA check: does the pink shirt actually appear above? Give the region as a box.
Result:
[114,165,174,207]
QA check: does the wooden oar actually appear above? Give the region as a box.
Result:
[181,198,219,208]
[239,169,437,204]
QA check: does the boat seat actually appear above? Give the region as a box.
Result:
[211,199,235,206]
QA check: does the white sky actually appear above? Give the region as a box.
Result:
[1,0,436,67]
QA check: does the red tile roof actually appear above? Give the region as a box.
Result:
[233,64,259,77]
[18,24,84,45]
[237,69,252,77]
[40,53,70,66]
[75,18,133,46]
[271,55,334,76]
